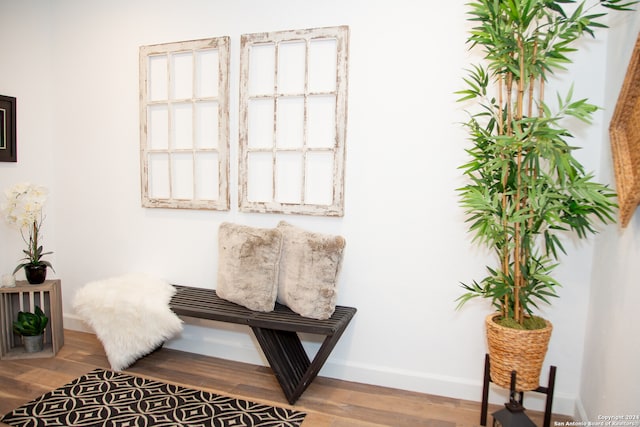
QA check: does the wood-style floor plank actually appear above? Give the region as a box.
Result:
[0,330,572,426]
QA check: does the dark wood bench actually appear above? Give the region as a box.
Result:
[169,285,357,404]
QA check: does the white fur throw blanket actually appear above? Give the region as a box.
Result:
[73,273,183,371]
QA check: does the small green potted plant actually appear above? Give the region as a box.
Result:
[1,183,55,284]
[13,306,49,353]
[455,0,636,391]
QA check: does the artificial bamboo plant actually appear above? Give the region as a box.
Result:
[456,0,636,328]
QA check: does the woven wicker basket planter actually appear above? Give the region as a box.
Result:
[485,313,553,391]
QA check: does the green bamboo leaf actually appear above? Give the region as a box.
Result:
[456,0,629,326]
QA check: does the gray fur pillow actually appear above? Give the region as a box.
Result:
[217,222,283,312]
[276,221,346,319]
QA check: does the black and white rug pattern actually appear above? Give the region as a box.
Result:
[1,368,306,427]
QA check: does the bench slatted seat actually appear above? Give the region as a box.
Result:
[169,285,357,404]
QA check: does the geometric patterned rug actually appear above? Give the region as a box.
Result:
[0,368,306,427]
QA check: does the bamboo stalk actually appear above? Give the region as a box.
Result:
[506,72,513,136]
[539,76,545,117]
[504,53,516,318]
[512,35,528,324]
[498,71,510,319]
[528,41,538,117]
[523,41,539,322]
[498,74,504,135]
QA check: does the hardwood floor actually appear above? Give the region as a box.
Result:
[0,330,572,426]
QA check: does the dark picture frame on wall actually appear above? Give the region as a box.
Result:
[0,95,17,162]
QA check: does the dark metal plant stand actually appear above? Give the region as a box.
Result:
[480,354,557,427]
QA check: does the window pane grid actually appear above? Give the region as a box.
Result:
[240,26,348,216]
[140,37,230,210]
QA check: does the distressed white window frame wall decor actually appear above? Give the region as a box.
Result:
[239,26,349,216]
[140,37,230,210]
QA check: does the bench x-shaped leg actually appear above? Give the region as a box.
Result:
[251,326,348,405]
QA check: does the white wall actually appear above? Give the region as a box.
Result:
[0,0,635,416]
[0,1,56,277]
[579,9,640,420]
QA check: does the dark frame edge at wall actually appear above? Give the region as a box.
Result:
[0,95,17,162]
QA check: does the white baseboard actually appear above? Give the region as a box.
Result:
[64,314,93,333]
[319,358,577,417]
[63,315,577,417]
[575,398,588,421]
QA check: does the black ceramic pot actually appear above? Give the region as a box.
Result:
[24,265,47,285]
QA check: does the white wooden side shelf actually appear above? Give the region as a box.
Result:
[0,279,64,360]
